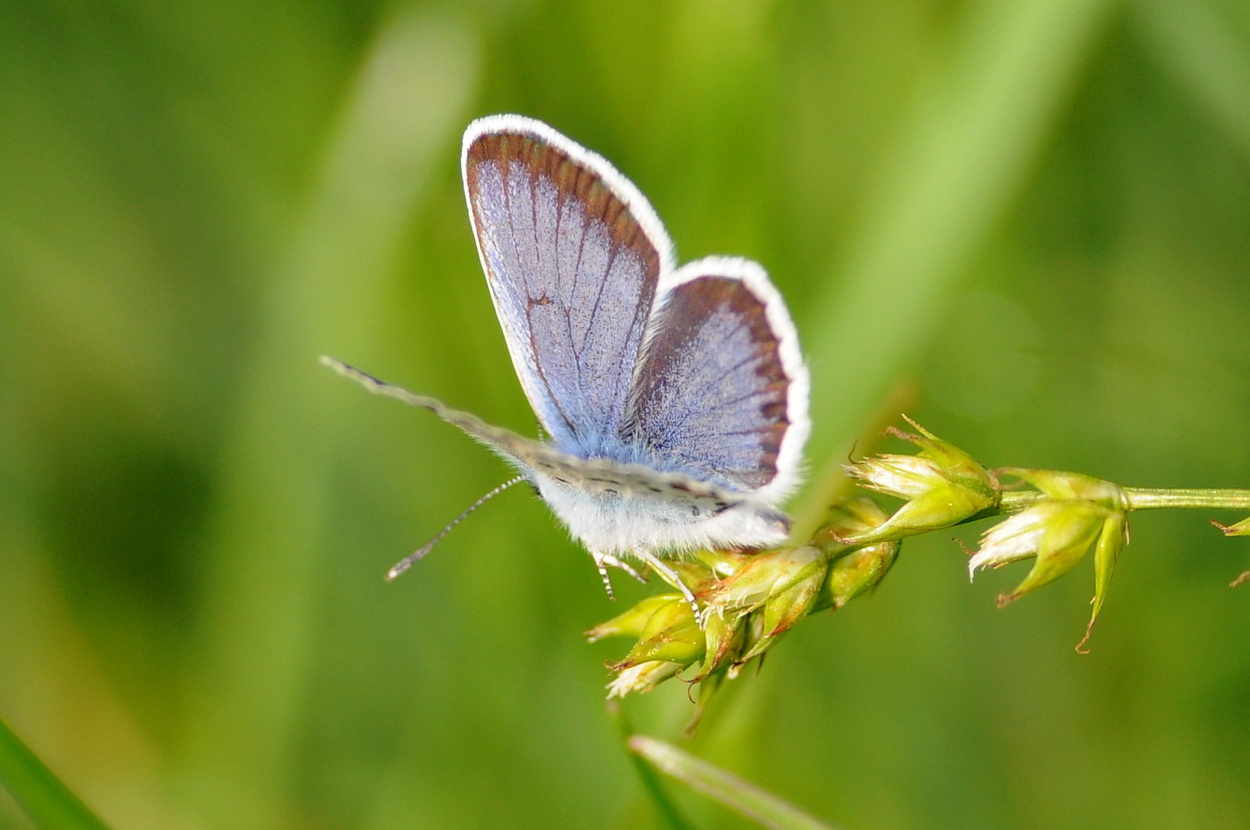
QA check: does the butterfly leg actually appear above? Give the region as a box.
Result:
[590,552,648,600]
[634,549,701,618]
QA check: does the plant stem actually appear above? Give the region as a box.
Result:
[970,486,1250,523]
[608,703,694,830]
[1122,488,1250,510]
[998,490,1043,512]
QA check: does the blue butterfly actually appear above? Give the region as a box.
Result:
[324,115,809,605]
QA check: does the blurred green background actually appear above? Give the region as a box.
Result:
[3,0,1249,827]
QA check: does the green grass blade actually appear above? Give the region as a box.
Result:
[795,0,1118,537]
[0,717,110,830]
[628,735,841,830]
[1134,0,1250,155]
[178,9,479,822]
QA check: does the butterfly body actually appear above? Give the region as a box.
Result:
[533,479,790,559]
[326,115,809,591]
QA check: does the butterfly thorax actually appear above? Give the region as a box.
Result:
[526,433,792,557]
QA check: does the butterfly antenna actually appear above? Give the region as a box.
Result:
[386,475,526,581]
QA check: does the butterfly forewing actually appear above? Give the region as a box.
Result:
[624,258,808,501]
[462,117,672,456]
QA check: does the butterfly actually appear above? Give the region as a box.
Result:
[323,115,809,606]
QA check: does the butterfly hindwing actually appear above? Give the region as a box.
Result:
[624,257,809,502]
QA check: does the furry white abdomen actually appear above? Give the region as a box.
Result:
[534,472,791,557]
